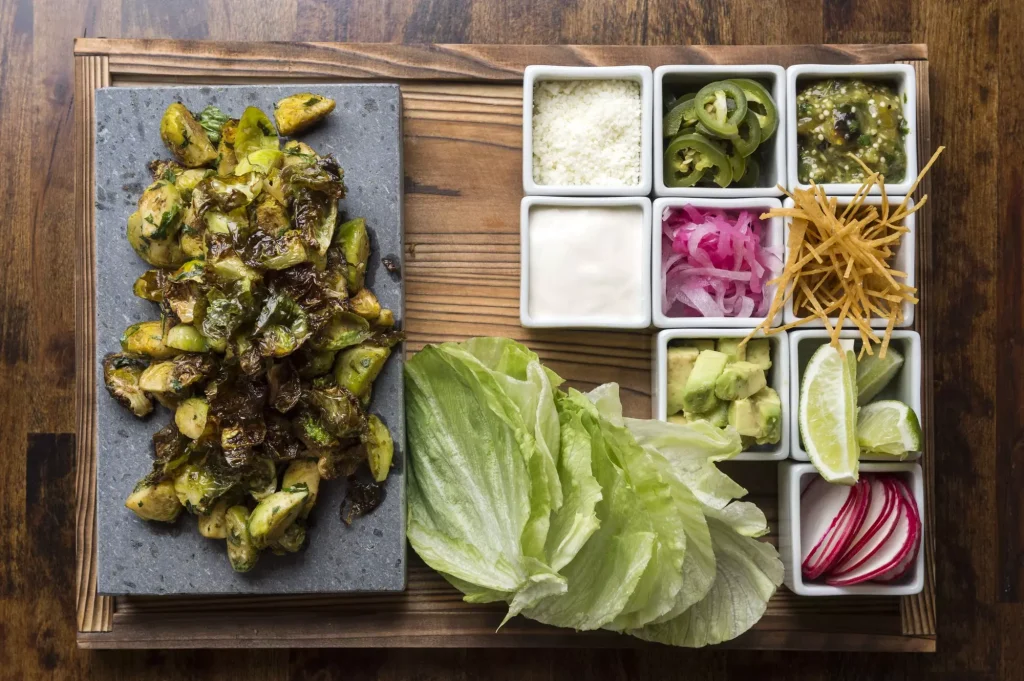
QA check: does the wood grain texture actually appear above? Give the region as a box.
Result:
[0,0,1019,678]
[69,47,934,652]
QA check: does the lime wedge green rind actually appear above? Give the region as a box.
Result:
[856,399,922,457]
[798,344,860,485]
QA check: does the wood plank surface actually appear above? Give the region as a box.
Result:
[1,0,1021,679]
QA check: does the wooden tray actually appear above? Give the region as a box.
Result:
[73,39,935,652]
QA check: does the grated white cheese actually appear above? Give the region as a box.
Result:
[531,79,641,187]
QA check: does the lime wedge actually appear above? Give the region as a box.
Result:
[799,344,860,484]
[856,347,904,405]
[856,400,922,457]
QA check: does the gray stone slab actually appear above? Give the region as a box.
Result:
[94,84,405,595]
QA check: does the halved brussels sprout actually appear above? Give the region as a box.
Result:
[293,410,339,451]
[282,458,320,518]
[180,231,205,259]
[225,505,259,572]
[254,194,290,237]
[125,478,183,522]
[349,289,381,320]
[292,188,338,256]
[375,308,395,328]
[160,103,218,167]
[244,456,278,501]
[139,354,214,394]
[201,173,263,211]
[234,148,284,176]
[269,522,306,555]
[210,255,259,284]
[281,140,318,168]
[175,168,213,200]
[333,343,390,398]
[317,445,365,481]
[255,293,309,358]
[303,382,363,439]
[294,347,338,378]
[311,312,371,352]
[234,106,279,159]
[363,415,394,483]
[174,396,210,440]
[335,218,369,293]
[103,353,154,418]
[127,212,186,268]
[247,484,308,550]
[120,321,179,359]
[274,93,336,135]
[132,270,164,302]
[198,497,231,539]
[250,230,309,270]
[173,462,235,514]
[165,324,208,352]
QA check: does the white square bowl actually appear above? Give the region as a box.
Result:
[778,461,925,596]
[654,65,786,197]
[652,328,789,461]
[523,65,653,197]
[520,196,652,329]
[653,197,784,329]
[788,329,922,462]
[786,64,918,195]
[782,196,916,328]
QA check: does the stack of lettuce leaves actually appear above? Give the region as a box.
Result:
[405,338,783,647]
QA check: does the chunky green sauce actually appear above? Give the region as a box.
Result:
[796,79,908,184]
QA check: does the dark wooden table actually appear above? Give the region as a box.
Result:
[1,0,1018,678]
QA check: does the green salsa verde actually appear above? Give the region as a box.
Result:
[796,79,908,184]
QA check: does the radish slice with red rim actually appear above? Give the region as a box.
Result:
[801,479,860,573]
[825,484,920,587]
[874,478,922,583]
[800,477,857,566]
[830,477,900,576]
[804,478,871,580]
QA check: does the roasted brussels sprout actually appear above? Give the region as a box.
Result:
[126,479,183,522]
[268,361,302,413]
[175,168,213,200]
[247,485,308,550]
[375,308,395,328]
[225,505,259,572]
[294,346,338,378]
[235,106,279,159]
[291,187,338,256]
[334,344,390,398]
[244,456,278,501]
[174,397,210,440]
[282,458,320,518]
[293,410,340,451]
[198,497,232,539]
[335,218,370,293]
[248,230,309,270]
[120,321,179,359]
[235,148,284,176]
[103,354,153,418]
[139,354,214,394]
[350,289,381,321]
[311,311,371,352]
[363,415,394,483]
[180,231,205,259]
[173,462,235,514]
[282,140,318,168]
[160,103,218,167]
[270,522,306,554]
[217,119,239,175]
[274,93,336,135]
[165,324,209,352]
[302,382,363,439]
[133,270,164,302]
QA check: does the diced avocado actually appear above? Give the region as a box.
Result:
[682,339,716,352]
[752,387,782,445]
[702,400,730,428]
[740,435,758,451]
[666,346,700,415]
[745,339,772,370]
[717,338,746,363]
[667,413,692,426]
[728,398,761,437]
[682,350,728,413]
[714,361,768,401]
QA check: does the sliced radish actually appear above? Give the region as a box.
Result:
[800,477,857,566]
[830,477,900,576]
[874,479,922,583]
[804,478,871,580]
[801,479,860,573]
[825,486,920,586]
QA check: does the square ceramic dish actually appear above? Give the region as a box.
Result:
[787,64,918,195]
[653,197,784,329]
[778,461,925,596]
[520,196,652,329]
[654,65,786,198]
[652,328,789,461]
[94,84,406,596]
[788,329,922,462]
[782,196,916,328]
[523,65,653,196]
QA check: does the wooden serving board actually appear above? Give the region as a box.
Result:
[73,39,935,651]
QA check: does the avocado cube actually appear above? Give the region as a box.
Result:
[667,413,692,426]
[714,361,768,401]
[666,346,700,415]
[682,339,716,352]
[716,338,746,364]
[752,387,782,445]
[690,400,729,428]
[682,350,728,414]
[728,398,761,437]
[745,339,772,371]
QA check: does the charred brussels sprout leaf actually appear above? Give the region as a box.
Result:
[268,362,303,413]
[363,414,394,483]
[139,354,214,394]
[263,412,303,461]
[302,382,363,439]
[311,311,371,352]
[126,478,183,523]
[133,270,164,302]
[103,354,154,418]
[198,105,231,145]
[293,410,340,452]
[341,477,384,525]
[282,458,321,518]
[282,155,346,200]
[247,230,309,271]
[334,217,370,293]
[254,194,290,237]
[274,93,336,135]
[173,462,235,514]
[160,103,218,167]
[350,289,381,320]
[292,187,338,256]
[270,522,307,554]
[318,445,365,481]
[293,346,338,379]
[235,106,279,159]
[121,321,180,359]
[244,456,278,501]
[225,505,259,572]
[174,396,210,440]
